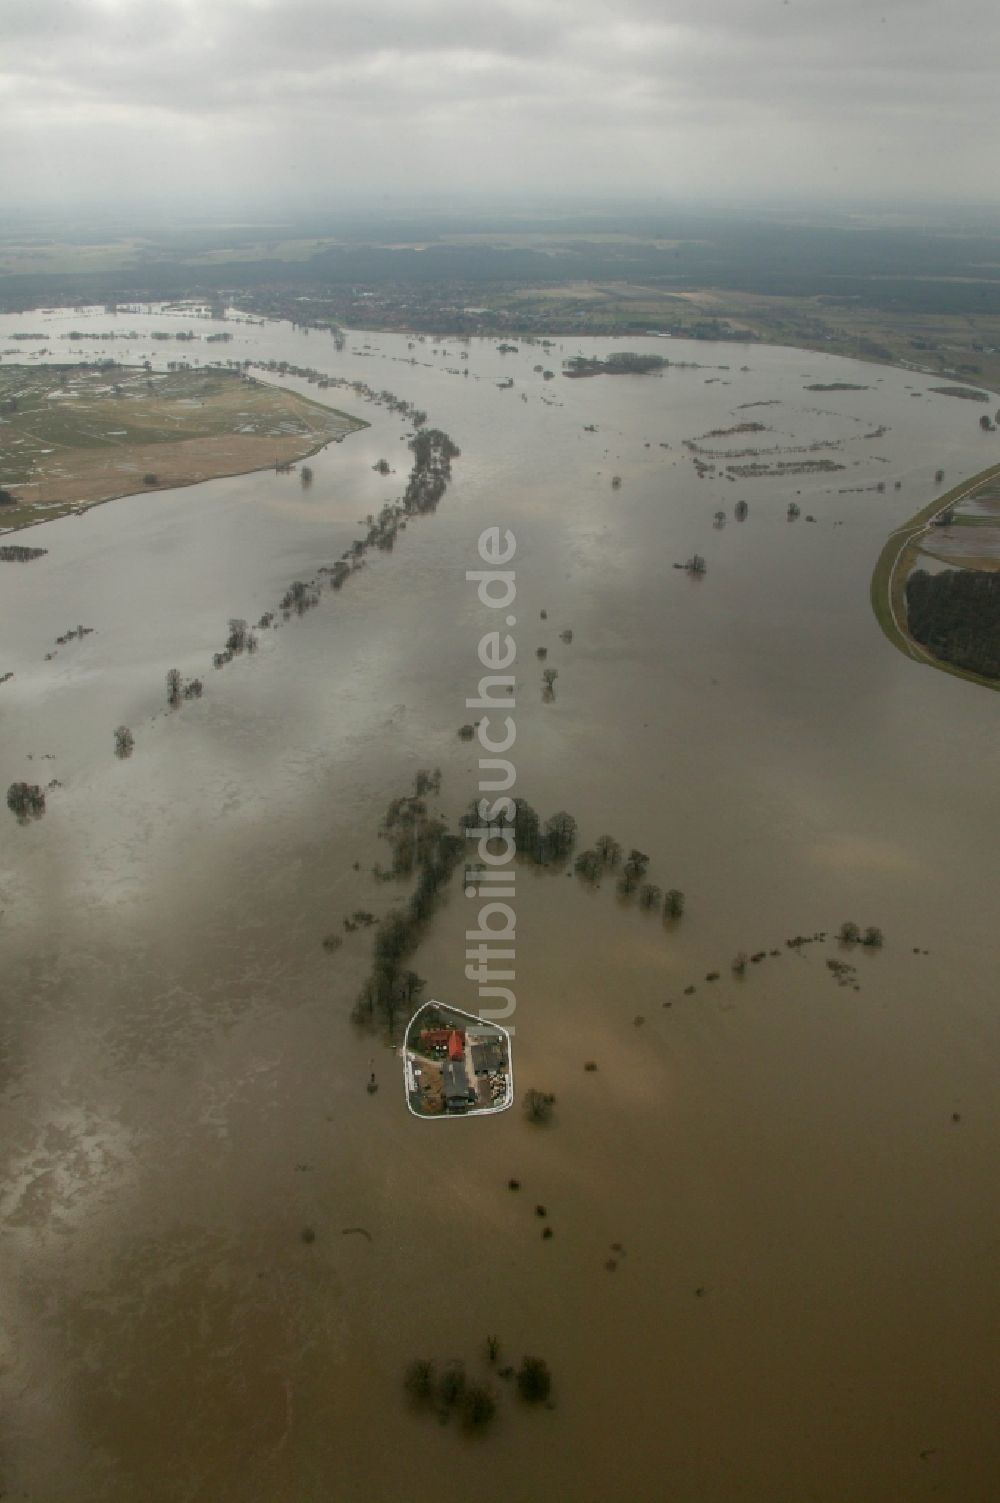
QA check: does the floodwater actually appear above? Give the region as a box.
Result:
[1,309,998,1502]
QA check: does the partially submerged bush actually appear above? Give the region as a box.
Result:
[461,1384,497,1431]
[516,1356,552,1403]
[523,1089,555,1124]
[437,1363,467,1410]
[404,1359,435,1405]
[7,781,45,820]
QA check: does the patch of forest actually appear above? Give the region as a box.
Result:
[906,567,1000,679]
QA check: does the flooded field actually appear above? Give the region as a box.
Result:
[2,308,999,1502]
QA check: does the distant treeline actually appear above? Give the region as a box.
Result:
[906,568,1000,679]
[7,213,1000,316]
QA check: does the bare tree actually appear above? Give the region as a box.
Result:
[595,834,622,867]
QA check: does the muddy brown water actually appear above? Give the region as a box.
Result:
[1,310,999,1501]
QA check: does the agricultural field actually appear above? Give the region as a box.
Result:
[479,281,1000,392]
[0,364,363,530]
[920,470,1000,572]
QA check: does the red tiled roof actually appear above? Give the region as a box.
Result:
[420,1028,451,1045]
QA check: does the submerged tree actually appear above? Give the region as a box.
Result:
[353,775,465,1032]
[663,888,686,918]
[512,798,542,860]
[461,1384,497,1431]
[6,781,46,821]
[404,1359,435,1405]
[166,668,181,707]
[523,1088,556,1124]
[543,811,577,861]
[595,834,622,868]
[226,618,249,653]
[437,1363,467,1411]
[516,1356,552,1403]
[114,724,134,757]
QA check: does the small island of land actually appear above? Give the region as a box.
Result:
[0,363,366,530]
[562,352,669,378]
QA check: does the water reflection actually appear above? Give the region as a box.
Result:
[1,309,999,1501]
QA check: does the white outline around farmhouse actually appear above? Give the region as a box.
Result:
[402,1000,514,1119]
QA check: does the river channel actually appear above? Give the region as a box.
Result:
[1,308,998,1502]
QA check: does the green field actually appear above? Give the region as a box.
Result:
[0,365,364,530]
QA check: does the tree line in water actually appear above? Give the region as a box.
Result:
[348,776,686,1034]
[211,424,459,671]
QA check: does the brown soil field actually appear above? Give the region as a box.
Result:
[10,431,349,514]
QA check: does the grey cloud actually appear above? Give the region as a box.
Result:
[1,0,997,205]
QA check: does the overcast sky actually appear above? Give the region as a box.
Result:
[2,0,997,213]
